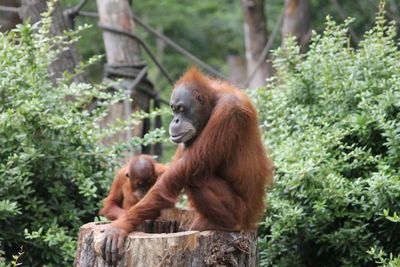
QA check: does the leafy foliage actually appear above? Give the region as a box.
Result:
[367,210,400,267]
[0,2,165,266]
[255,10,400,267]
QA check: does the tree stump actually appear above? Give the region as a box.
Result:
[74,208,259,267]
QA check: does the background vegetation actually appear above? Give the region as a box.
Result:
[255,12,400,266]
[0,7,163,265]
[60,0,385,87]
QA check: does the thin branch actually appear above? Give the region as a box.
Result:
[63,0,89,28]
[0,6,19,13]
[104,76,169,105]
[63,0,89,19]
[330,0,360,43]
[128,66,149,93]
[131,14,229,81]
[98,23,174,86]
[244,3,286,87]
[77,11,98,18]
[73,0,89,14]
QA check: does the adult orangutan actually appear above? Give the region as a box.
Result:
[101,68,274,265]
[99,154,167,220]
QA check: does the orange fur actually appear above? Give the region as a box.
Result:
[111,68,274,232]
[99,154,167,220]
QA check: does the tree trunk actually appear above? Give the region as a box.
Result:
[74,208,259,267]
[19,0,86,83]
[241,0,272,89]
[281,0,311,52]
[227,55,247,88]
[0,0,22,32]
[96,0,155,154]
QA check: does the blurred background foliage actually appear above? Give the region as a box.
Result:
[57,0,390,87]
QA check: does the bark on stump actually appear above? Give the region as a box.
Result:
[74,208,259,267]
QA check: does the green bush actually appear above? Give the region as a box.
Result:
[255,10,400,267]
[0,2,165,266]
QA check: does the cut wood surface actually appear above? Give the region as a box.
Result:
[74,208,259,267]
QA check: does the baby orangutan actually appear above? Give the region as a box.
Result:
[99,154,167,220]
